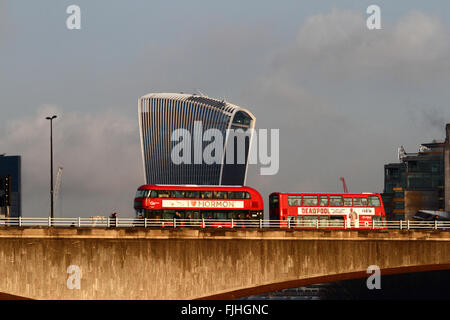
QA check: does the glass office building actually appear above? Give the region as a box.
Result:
[383,140,446,220]
[0,155,21,217]
[138,93,256,185]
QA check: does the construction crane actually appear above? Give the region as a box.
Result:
[54,167,63,215]
[340,177,349,193]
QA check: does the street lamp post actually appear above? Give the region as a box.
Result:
[46,115,57,220]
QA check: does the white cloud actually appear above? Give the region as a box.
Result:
[243,9,450,206]
[287,9,450,82]
[2,8,450,219]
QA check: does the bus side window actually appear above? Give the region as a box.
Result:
[201,191,213,199]
[158,190,170,198]
[150,190,158,198]
[354,197,366,206]
[368,196,381,207]
[344,198,352,207]
[234,191,245,199]
[361,197,368,206]
[213,191,227,199]
[319,196,328,206]
[288,195,302,206]
[186,191,200,198]
[330,196,343,206]
[172,190,185,198]
[303,195,318,206]
[205,211,214,219]
[330,216,344,226]
[227,191,236,199]
[216,211,227,219]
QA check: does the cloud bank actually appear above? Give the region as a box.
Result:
[2,8,450,218]
[0,105,142,217]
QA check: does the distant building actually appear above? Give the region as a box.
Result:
[445,124,450,212]
[0,155,21,217]
[138,93,256,185]
[383,125,449,220]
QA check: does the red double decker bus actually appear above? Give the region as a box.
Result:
[134,185,263,223]
[269,192,386,229]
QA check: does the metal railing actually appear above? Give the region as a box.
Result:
[0,217,449,230]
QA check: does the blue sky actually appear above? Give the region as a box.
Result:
[1,1,450,217]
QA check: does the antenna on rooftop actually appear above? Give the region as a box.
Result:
[398,146,406,161]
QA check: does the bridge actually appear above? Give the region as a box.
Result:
[0,227,449,299]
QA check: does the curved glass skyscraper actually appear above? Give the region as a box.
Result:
[138,93,256,185]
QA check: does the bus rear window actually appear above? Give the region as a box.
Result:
[269,195,279,211]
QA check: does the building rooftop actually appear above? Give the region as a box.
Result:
[139,92,254,117]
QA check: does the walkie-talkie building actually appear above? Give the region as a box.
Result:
[138,93,256,185]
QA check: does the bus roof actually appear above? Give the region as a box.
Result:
[269,192,380,196]
[138,184,257,191]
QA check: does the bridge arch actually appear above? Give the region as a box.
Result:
[199,263,450,299]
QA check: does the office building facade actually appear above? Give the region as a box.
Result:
[138,93,256,185]
[0,155,21,217]
[383,124,450,220]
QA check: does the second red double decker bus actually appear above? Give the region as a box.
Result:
[269,192,386,229]
[134,185,264,225]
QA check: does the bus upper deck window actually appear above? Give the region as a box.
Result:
[214,191,227,199]
[201,191,213,199]
[288,195,302,206]
[368,196,381,207]
[330,196,343,206]
[234,191,245,199]
[149,190,158,198]
[158,190,170,198]
[319,196,328,206]
[172,190,185,198]
[361,197,368,206]
[227,191,236,199]
[344,198,352,206]
[303,195,318,206]
[185,191,200,198]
